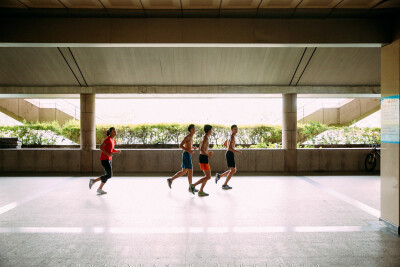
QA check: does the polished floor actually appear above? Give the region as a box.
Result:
[0,175,399,266]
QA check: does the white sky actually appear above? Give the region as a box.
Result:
[95,98,283,125]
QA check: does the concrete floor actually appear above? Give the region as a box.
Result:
[0,175,399,266]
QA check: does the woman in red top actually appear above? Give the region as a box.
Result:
[89,127,121,195]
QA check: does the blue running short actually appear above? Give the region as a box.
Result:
[181,151,193,170]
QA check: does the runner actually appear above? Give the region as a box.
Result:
[189,124,213,197]
[167,124,199,193]
[89,127,121,195]
[215,125,242,190]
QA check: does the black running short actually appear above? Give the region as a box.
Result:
[226,151,236,168]
[199,154,209,164]
[100,160,113,183]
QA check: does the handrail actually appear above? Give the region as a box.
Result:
[25,99,106,123]
[297,99,347,120]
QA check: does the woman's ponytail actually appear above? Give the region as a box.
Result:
[106,127,115,137]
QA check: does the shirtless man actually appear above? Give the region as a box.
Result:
[189,124,213,197]
[215,124,242,190]
[167,124,198,193]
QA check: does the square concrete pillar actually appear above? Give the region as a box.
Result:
[80,94,96,173]
[380,17,400,235]
[282,93,297,172]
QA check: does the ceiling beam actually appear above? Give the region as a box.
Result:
[0,85,380,95]
[0,18,391,46]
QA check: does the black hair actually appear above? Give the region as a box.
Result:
[204,124,212,134]
[231,124,238,130]
[188,124,195,132]
[106,127,115,136]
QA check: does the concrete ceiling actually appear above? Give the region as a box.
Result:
[0,0,399,18]
[0,47,381,87]
[0,47,79,86]
[297,47,381,86]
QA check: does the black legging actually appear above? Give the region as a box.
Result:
[100,160,113,183]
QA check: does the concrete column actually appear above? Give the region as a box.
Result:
[282,94,297,172]
[80,94,95,173]
[380,17,400,235]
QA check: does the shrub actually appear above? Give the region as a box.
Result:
[297,121,329,144]
[0,120,381,147]
[0,121,64,145]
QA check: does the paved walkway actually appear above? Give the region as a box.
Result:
[0,175,398,266]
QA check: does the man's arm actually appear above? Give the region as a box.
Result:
[223,139,228,148]
[228,135,241,154]
[179,137,187,151]
[179,136,193,153]
[191,137,197,151]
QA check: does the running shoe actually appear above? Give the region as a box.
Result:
[188,187,199,193]
[222,185,232,190]
[198,191,209,197]
[215,173,221,184]
[189,184,196,195]
[89,179,94,189]
[167,178,172,189]
[97,189,107,195]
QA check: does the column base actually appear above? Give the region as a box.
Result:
[379,218,400,236]
[80,149,93,173]
[284,149,297,172]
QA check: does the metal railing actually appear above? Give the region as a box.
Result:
[25,99,105,123]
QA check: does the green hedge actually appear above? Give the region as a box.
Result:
[0,120,381,146]
[0,121,63,145]
[94,123,283,146]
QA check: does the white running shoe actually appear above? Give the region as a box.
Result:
[89,179,94,189]
[97,189,107,195]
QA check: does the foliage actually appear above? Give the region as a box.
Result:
[303,126,381,145]
[297,121,329,143]
[94,123,282,146]
[0,120,381,147]
[0,121,66,145]
[249,142,282,149]
[60,119,80,143]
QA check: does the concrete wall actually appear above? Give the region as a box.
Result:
[299,108,340,125]
[0,149,80,173]
[0,99,74,125]
[0,98,40,122]
[323,108,340,125]
[17,99,40,123]
[339,98,380,125]
[0,148,378,174]
[300,108,324,124]
[380,18,400,231]
[297,148,380,172]
[39,108,73,125]
[299,98,380,125]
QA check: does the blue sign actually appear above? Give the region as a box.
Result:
[381,95,400,144]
